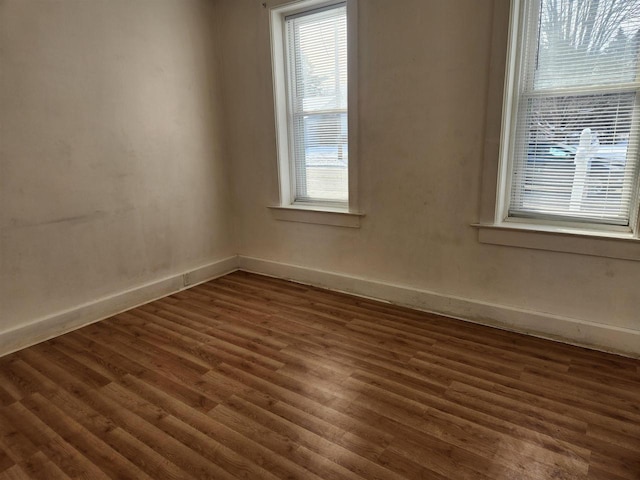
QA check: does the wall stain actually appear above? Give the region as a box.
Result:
[8,210,108,229]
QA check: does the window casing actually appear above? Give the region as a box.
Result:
[497,0,640,234]
[270,0,358,213]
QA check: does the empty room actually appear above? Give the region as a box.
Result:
[1,0,639,478]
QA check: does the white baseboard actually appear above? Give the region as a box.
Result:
[0,256,239,358]
[4,254,637,359]
[238,255,640,358]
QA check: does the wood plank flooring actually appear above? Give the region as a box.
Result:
[0,271,639,479]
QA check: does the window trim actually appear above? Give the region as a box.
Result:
[269,0,360,221]
[268,204,363,228]
[475,0,640,259]
[474,222,640,261]
[501,0,640,232]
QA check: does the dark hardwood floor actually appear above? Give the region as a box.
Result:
[0,271,639,479]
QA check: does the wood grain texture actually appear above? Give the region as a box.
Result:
[0,271,638,479]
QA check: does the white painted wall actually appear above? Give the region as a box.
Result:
[1,0,637,356]
[218,0,639,344]
[1,0,235,334]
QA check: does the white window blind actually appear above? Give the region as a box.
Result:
[508,0,640,226]
[285,4,348,204]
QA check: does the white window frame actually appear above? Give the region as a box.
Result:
[269,0,362,226]
[500,0,640,233]
[475,0,640,260]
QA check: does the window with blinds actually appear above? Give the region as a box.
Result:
[505,0,640,227]
[284,3,348,204]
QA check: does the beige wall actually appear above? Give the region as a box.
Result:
[1,0,637,351]
[1,0,235,329]
[219,0,639,333]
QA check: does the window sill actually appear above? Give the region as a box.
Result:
[473,223,640,261]
[268,205,364,228]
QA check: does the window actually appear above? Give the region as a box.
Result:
[498,0,640,233]
[270,0,358,214]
